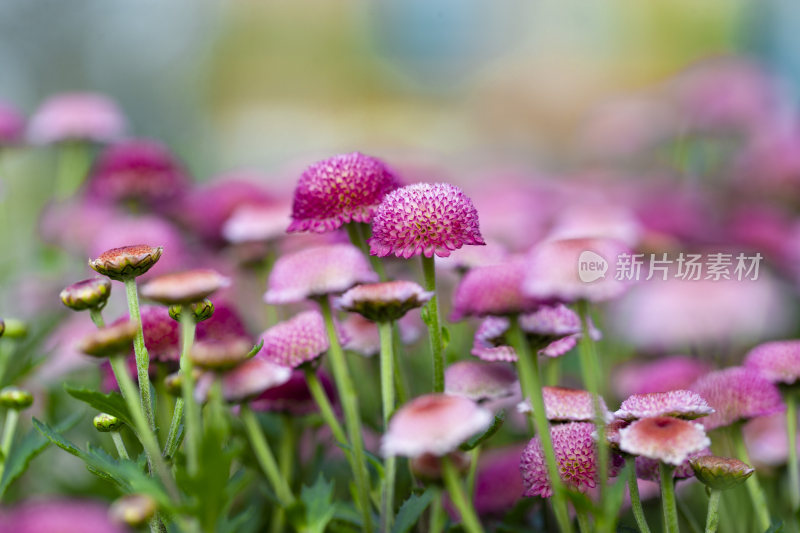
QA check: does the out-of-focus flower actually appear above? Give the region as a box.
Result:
[116,305,179,363]
[546,204,642,247]
[619,417,710,465]
[109,494,157,528]
[258,311,334,369]
[471,317,518,362]
[250,369,337,416]
[140,269,231,305]
[337,280,432,322]
[86,139,189,207]
[189,337,253,370]
[735,126,800,193]
[369,182,485,258]
[691,367,785,430]
[340,313,421,357]
[381,394,492,457]
[520,422,598,498]
[264,243,377,304]
[450,261,539,320]
[615,390,714,421]
[743,412,799,467]
[0,499,127,533]
[195,355,291,404]
[444,361,519,404]
[59,277,111,311]
[523,237,630,303]
[690,455,754,490]
[27,92,126,144]
[613,356,711,397]
[195,301,250,342]
[472,444,526,515]
[517,386,611,423]
[744,340,800,385]
[0,387,33,410]
[635,449,711,482]
[288,152,399,233]
[409,452,470,483]
[222,203,291,245]
[169,299,215,323]
[0,101,25,145]
[78,321,136,358]
[437,242,510,272]
[89,244,163,281]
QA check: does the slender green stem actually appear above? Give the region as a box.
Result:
[318,297,373,532]
[507,317,573,533]
[788,392,799,511]
[270,415,295,533]
[420,255,444,393]
[628,460,651,533]
[442,455,485,533]
[240,405,294,506]
[0,410,19,472]
[111,431,130,460]
[378,320,397,532]
[704,490,721,533]
[163,398,184,461]
[576,508,591,533]
[392,331,408,406]
[109,355,178,500]
[123,278,155,431]
[346,222,387,281]
[467,446,480,502]
[55,141,90,200]
[576,301,608,512]
[659,463,678,533]
[731,426,771,531]
[430,490,445,533]
[303,366,347,444]
[89,308,105,328]
[179,312,201,477]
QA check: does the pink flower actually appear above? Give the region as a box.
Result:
[744,340,800,385]
[520,422,598,498]
[691,367,786,430]
[472,444,526,515]
[619,417,710,465]
[635,449,712,482]
[340,313,421,357]
[517,386,611,423]
[0,498,127,533]
[615,390,714,421]
[450,260,539,320]
[250,369,337,416]
[195,355,291,404]
[0,101,25,145]
[369,182,485,258]
[743,412,800,467]
[337,280,432,322]
[288,152,400,233]
[381,394,492,457]
[222,203,291,244]
[264,244,377,304]
[27,92,125,144]
[444,361,519,403]
[612,356,711,397]
[257,311,340,369]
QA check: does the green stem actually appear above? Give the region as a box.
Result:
[731,426,771,531]
[123,278,155,431]
[240,405,294,506]
[163,398,184,461]
[659,463,678,533]
[430,490,445,533]
[576,508,591,533]
[346,222,387,281]
[442,455,485,533]
[111,431,130,460]
[704,490,721,533]
[89,308,105,328]
[576,301,608,512]
[507,317,573,533]
[55,141,90,200]
[421,255,444,393]
[467,446,480,502]
[378,320,397,532]
[303,367,347,444]
[788,392,799,511]
[628,460,651,533]
[179,312,201,477]
[392,330,408,406]
[0,409,18,471]
[270,415,295,533]
[318,297,373,532]
[109,355,178,500]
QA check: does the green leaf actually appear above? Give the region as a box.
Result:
[64,385,133,427]
[392,488,435,533]
[246,339,264,359]
[298,475,337,533]
[766,521,785,533]
[0,412,81,499]
[460,410,505,451]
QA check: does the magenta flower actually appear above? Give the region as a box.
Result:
[444,361,519,404]
[140,269,231,305]
[744,340,800,385]
[27,92,125,144]
[472,444,526,515]
[471,317,518,362]
[619,416,710,465]
[450,260,540,320]
[369,182,485,258]
[287,152,400,233]
[87,139,190,207]
[341,313,421,357]
[0,498,127,533]
[258,311,343,369]
[381,394,492,457]
[223,203,291,244]
[520,422,598,498]
[518,386,612,423]
[118,305,180,363]
[0,101,24,145]
[337,280,432,322]
[615,390,714,421]
[195,355,292,404]
[250,369,337,416]
[613,356,711,397]
[264,243,377,304]
[691,367,785,430]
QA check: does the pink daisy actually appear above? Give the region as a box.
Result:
[744,340,800,385]
[615,390,714,421]
[619,417,711,465]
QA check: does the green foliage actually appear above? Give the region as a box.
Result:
[64,385,133,427]
[460,410,505,451]
[392,488,435,533]
[287,475,338,533]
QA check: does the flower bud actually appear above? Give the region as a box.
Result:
[93,412,124,432]
[410,451,470,483]
[1,318,27,339]
[140,269,230,305]
[169,299,215,323]
[60,277,112,311]
[109,494,157,528]
[78,321,137,358]
[164,371,184,396]
[89,244,163,281]
[190,338,254,370]
[690,455,754,490]
[0,387,33,410]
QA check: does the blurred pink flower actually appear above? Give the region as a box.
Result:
[745,339,800,385]
[0,100,25,145]
[472,444,526,515]
[546,204,642,247]
[450,260,539,320]
[222,203,291,245]
[619,417,710,465]
[250,369,337,416]
[195,355,291,404]
[444,361,519,404]
[27,92,126,144]
[257,311,333,369]
[743,412,800,467]
[340,313,421,357]
[517,386,611,423]
[613,356,712,397]
[0,498,127,533]
[615,390,714,421]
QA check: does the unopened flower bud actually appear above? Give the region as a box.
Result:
[690,455,754,490]
[169,299,215,323]
[410,451,470,483]
[190,338,254,370]
[0,387,33,410]
[164,371,184,396]
[1,318,27,339]
[78,321,137,358]
[140,269,230,305]
[93,412,124,432]
[60,277,112,311]
[89,244,163,281]
[109,494,157,528]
